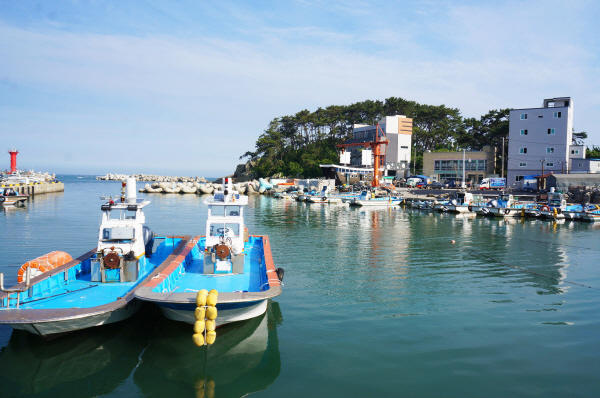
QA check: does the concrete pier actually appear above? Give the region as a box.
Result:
[2,182,65,196]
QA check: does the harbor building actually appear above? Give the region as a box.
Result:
[320,115,412,185]
[422,146,497,184]
[507,97,578,188]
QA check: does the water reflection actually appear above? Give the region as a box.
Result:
[0,301,283,398]
[0,305,158,397]
[133,301,283,398]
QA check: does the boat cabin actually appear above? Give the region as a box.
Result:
[203,179,249,275]
[547,192,567,210]
[91,179,153,283]
[450,192,474,206]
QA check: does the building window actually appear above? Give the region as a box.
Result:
[553,111,562,118]
[546,162,554,167]
[400,146,408,149]
[520,114,528,120]
[520,129,528,135]
[548,128,555,134]
[571,149,579,154]
[519,163,527,167]
[546,147,554,154]
[520,148,527,154]
[579,162,583,167]
[515,175,524,181]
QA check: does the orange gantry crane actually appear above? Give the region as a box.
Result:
[336,123,389,188]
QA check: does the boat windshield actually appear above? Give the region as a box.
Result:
[210,205,241,217]
[209,222,240,237]
[107,209,137,220]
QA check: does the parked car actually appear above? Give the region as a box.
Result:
[416,181,428,188]
[428,181,444,189]
[444,179,457,188]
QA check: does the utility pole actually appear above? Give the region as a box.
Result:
[501,137,505,178]
[540,157,546,190]
[462,149,466,188]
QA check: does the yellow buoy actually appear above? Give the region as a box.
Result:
[209,289,218,296]
[206,330,216,345]
[196,292,207,307]
[206,377,215,389]
[195,380,204,389]
[196,388,205,398]
[206,293,218,307]
[195,307,206,321]
[206,306,217,320]
[199,289,208,295]
[194,320,205,334]
[193,333,205,346]
[206,320,216,331]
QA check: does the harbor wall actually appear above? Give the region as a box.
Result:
[2,182,64,195]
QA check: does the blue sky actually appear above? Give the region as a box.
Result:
[1,0,599,176]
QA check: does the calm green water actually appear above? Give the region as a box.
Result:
[1,176,599,397]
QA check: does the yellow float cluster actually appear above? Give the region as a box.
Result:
[193,289,218,346]
[195,376,216,398]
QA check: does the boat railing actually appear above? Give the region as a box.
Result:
[0,267,32,309]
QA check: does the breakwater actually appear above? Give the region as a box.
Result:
[97,173,210,183]
[2,181,64,195]
[141,180,262,195]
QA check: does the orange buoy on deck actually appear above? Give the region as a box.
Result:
[17,251,73,283]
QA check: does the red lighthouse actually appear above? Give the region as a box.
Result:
[8,148,18,173]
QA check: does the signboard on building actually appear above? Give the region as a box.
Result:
[361,149,372,166]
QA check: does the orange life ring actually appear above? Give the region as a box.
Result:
[17,251,72,283]
[541,205,550,212]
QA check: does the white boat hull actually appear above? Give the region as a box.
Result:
[9,299,142,337]
[157,299,268,326]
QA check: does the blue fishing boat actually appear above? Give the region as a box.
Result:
[476,194,536,218]
[524,192,568,219]
[564,203,600,222]
[434,192,473,213]
[0,187,28,206]
[347,190,403,206]
[0,178,187,338]
[134,178,283,326]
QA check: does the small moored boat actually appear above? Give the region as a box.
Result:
[0,178,185,338]
[0,187,28,206]
[348,190,403,207]
[134,178,283,326]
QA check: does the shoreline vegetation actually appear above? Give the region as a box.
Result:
[240,97,511,178]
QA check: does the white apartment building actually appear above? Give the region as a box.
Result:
[350,115,413,176]
[507,97,582,187]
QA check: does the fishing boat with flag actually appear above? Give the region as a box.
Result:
[134,178,283,326]
[0,178,187,338]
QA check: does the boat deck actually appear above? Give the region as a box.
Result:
[171,241,264,293]
[10,241,176,310]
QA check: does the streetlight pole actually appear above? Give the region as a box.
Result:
[462,149,466,188]
[501,137,504,179]
[559,159,565,174]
